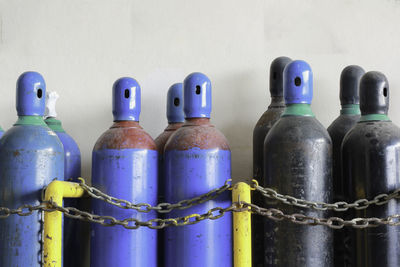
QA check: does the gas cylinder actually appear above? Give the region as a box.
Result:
[252,56,291,267]
[164,72,232,267]
[327,65,364,267]
[154,82,184,266]
[342,71,400,267]
[263,60,333,266]
[155,82,184,201]
[0,71,64,266]
[91,77,158,267]
[44,91,84,267]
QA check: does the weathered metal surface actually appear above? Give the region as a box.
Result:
[0,72,64,266]
[164,73,232,267]
[155,83,184,267]
[91,77,157,267]
[264,61,333,267]
[252,56,291,267]
[342,71,400,267]
[327,65,364,267]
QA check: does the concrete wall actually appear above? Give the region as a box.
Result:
[0,0,399,182]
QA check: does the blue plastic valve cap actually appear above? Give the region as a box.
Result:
[283,60,313,104]
[183,72,212,118]
[16,71,46,116]
[112,77,141,121]
[167,83,184,123]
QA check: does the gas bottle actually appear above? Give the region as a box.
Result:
[154,82,184,267]
[342,71,400,267]
[164,72,232,267]
[264,60,333,266]
[91,77,158,267]
[0,71,64,266]
[155,82,184,201]
[44,91,84,267]
[252,56,291,267]
[327,65,364,267]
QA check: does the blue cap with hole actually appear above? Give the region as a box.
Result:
[183,72,212,118]
[16,71,46,116]
[112,77,141,121]
[167,83,184,123]
[283,60,313,104]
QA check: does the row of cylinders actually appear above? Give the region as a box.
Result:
[0,57,397,267]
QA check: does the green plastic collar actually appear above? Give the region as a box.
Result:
[15,116,47,126]
[360,114,390,122]
[282,104,315,117]
[340,104,360,115]
[45,117,65,133]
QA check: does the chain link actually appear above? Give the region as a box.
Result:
[0,179,400,230]
[78,178,232,213]
[253,180,400,211]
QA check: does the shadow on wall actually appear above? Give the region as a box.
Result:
[215,71,257,184]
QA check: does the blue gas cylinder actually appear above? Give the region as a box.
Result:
[154,83,184,266]
[0,72,64,266]
[44,91,84,267]
[164,72,232,267]
[155,83,184,200]
[91,77,158,267]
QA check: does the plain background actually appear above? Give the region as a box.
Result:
[0,0,400,182]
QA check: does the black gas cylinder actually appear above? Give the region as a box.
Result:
[252,56,291,267]
[342,71,400,267]
[327,65,364,267]
[264,60,333,267]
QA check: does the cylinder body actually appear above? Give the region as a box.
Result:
[164,118,232,267]
[342,121,400,267]
[91,121,158,267]
[46,117,84,267]
[327,110,359,267]
[252,96,284,266]
[264,116,333,266]
[0,118,64,266]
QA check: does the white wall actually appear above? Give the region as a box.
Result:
[0,0,399,182]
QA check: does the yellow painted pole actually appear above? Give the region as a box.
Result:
[43,180,85,267]
[232,182,252,267]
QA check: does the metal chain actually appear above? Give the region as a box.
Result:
[0,198,400,230]
[253,181,400,211]
[78,178,232,213]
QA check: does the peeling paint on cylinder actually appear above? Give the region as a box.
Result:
[252,56,291,267]
[264,61,333,266]
[342,71,400,267]
[327,65,364,267]
[0,72,64,266]
[91,77,158,267]
[45,95,83,267]
[164,73,232,267]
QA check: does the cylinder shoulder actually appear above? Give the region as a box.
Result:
[266,116,332,145]
[327,115,359,140]
[343,121,400,149]
[94,125,156,150]
[56,132,81,155]
[0,124,63,151]
[165,124,230,151]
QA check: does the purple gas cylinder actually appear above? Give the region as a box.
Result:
[44,91,85,267]
[91,77,158,267]
[164,72,232,267]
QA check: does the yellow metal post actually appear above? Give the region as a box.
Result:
[43,180,85,267]
[232,182,252,267]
